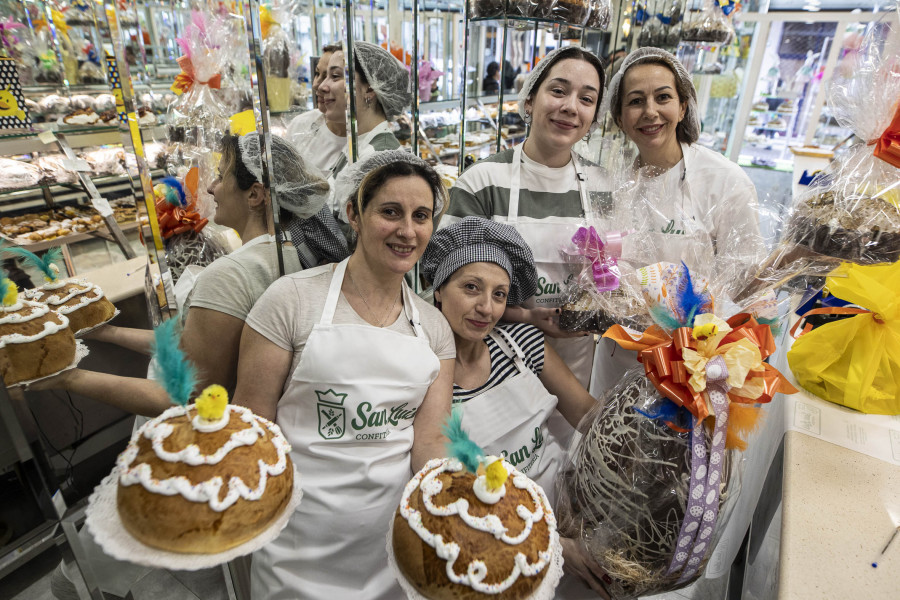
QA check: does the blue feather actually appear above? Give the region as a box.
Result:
[1,246,61,282]
[676,262,707,327]
[151,317,198,406]
[634,399,691,429]
[160,177,186,206]
[442,407,484,474]
[0,274,10,302]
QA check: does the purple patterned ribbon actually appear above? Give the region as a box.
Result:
[666,355,730,581]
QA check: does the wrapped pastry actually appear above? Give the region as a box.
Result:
[37,94,71,118]
[69,94,95,111]
[681,0,734,44]
[0,158,41,191]
[586,0,612,29]
[34,155,78,185]
[557,263,796,599]
[92,93,117,113]
[468,0,504,19]
[82,148,126,176]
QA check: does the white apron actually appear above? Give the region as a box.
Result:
[499,144,597,389]
[457,328,568,505]
[250,258,441,600]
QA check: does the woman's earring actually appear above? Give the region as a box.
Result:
[524,112,532,125]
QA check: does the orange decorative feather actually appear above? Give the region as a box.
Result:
[725,404,764,451]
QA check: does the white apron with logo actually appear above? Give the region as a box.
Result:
[498,144,597,389]
[456,327,568,505]
[250,258,441,600]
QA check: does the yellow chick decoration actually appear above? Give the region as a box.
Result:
[1,278,18,307]
[195,384,229,421]
[484,457,509,492]
[692,320,718,341]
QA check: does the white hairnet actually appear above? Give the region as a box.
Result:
[517,46,606,124]
[238,133,331,220]
[353,41,411,120]
[604,47,700,144]
[332,149,446,217]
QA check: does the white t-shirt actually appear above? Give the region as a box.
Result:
[246,264,455,390]
[286,110,346,174]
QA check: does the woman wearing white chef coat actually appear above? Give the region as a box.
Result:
[235,151,454,600]
[420,216,612,599]
[590,47,766,395]
[444,46,612,390]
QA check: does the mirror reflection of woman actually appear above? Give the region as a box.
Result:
[443,46,612,390]
[238,151,454,600]
[285,43,345,174]
[32,134,325,411]
[421,216,612,599]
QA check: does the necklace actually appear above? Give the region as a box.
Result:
[347,266,401,327]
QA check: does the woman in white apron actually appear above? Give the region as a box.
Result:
[443,46,613,391]
[420,216,612,599]
[233,151,454,600]
[591,47,766,397]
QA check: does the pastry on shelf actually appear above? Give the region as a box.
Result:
[137,106,157,126]
[551,0,591,26]
[61,108,100,125]
[0,275,77,386]
[92,94,118,114]
[777,99,795,113]
[751,100,769,112]
[36,94,71,118]
[99,109,119,125]
[766,116,787,129]
[0,158,42,192]
[747,114,761,126]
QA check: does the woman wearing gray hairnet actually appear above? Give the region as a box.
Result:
[31,133,329,413]
[421,216,613,599]
[443,46,612,391]
[235,150,454,600]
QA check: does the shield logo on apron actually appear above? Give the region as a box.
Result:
[316,389,347,439]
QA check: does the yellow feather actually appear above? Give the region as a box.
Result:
[725,404,764,451]
[195,384,229,421]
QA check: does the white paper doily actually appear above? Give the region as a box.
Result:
[74,309,121,338]
[85,466,303,571]
[386,514,565,600]
[14,340,89,388]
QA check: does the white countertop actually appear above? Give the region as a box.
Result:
[77,256,149,303]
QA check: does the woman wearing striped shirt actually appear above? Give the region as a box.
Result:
[443,46,612,390]
[421,217,611,598]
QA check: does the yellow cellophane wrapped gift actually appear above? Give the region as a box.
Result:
[787,261,900,414]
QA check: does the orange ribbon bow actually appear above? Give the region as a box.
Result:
[604,314,797,423]
[171,56,222,95]
[869,101,900,169]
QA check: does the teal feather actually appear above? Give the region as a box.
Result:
[442,407,484,474]
[649,304,683,332]
[0,274,10,303]
[1,246,62,282]
[757,316,782,337]
[151,317,198,407]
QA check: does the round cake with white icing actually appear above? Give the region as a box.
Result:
[25,279,116,334]
[392,457,559,599]
[116,403,293,554]
[0,298,76,384]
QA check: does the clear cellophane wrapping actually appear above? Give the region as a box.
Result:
[555,369,743,600]
[749,17,900,302]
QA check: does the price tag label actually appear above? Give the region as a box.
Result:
[38,130,58,144]
[61,158,91,172]
[90,197,113,217]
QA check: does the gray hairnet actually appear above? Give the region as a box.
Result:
[353,41,411,120]
[238,133,330,220]
[517,46,606,124]
[332,150,446,217]
[605,47,700,144]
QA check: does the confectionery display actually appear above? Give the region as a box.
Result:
[0,275,77,385]
[391,412,560,599]
[116,399,294,553]
[8,248,116,335]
